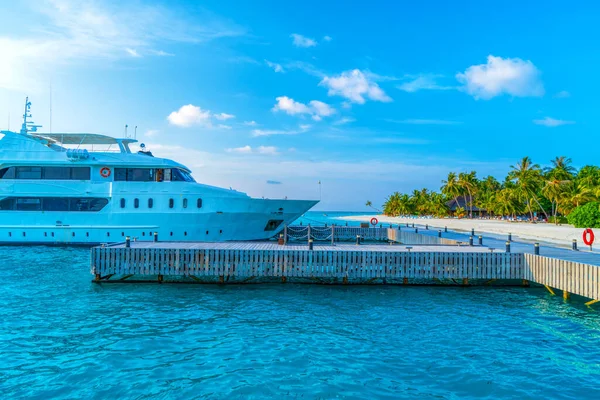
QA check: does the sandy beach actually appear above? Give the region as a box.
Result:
[337,215,587,247]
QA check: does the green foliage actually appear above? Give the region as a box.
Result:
[548,216,568,224]
[567,202,600,228]
[381,155,600,220]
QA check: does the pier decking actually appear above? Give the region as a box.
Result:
[90,226,600,304]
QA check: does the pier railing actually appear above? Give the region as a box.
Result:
[283,226,461,245]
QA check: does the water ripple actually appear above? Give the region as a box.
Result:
[0,246,599,399]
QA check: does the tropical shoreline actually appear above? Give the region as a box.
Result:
[335,214,586,247]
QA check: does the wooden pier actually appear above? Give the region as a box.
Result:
[90,226,600,304]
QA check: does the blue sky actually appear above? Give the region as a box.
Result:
[1,0,599,210]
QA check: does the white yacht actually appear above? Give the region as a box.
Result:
[0,99,317,244]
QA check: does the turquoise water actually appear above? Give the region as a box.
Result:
[2,215,600,399]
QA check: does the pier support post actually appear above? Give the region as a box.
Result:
[534,243,540,255]
[125,236,131,248]
[572,239,578,251]
[281,276,287,283]
[403,277,408,285]
[505,241,511,253]
[469,236,473,246]
[95,273,101,282]
[153,232,158,242]
[462,278,469,286]
[219,275,224,284]
[522,279,530,287]
[158,274,163,283]
[278,234,284,245]
[343,276,349,285]
[563,290,570,300]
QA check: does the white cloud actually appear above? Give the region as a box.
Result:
[397,74,454,92]
[149,49,175,56]
[243,120,258,126]
[226,145,253,154]
[167,104,211,127]
[225,145,279,155]
[323,35,332,42]
[533,117,575,127]
[272,96,311,115]
[385,119,461,125]
[214,113,235,120]
[332,117,356,125]
[258,146,279,155]
[456,55,544,99]
[217,124,232,129]
[265,60,284,73]
[144,129,159,137]
[309,100,335,119]
[252,125,310,137]
[319,69,392,104]
[554,90,570,98]
[272,96,335,121]
[290,33,317,48]
[125,48,141,58]
[0,0,245,91]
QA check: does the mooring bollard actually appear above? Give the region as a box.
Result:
[406,223,409,227]
[278,234,284,245]
[125,236,131,248]
[506,241,511,253]
[415,228,419,233]
[426,224,428,230]
[471,228,475,236]
[308,239,314,250]
[508,233,512,242]
[534,243,540,255]
[438,230,442,238]
[478,235,483,245]
[444,226,447,232]
[572,239,578,251]
[469,236,474,246]
[356,235,361,245]
[153,232,158,242]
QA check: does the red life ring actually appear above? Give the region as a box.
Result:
[100,167,111,178]
[370,217,378,226]
[583,228,595,246]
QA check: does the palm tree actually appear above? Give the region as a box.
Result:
[441,172,461,214]
[544,156,576,180]
[365,200,380,213]
[508,156,547,220]
[458,171,477,218]
[558,182,595,215]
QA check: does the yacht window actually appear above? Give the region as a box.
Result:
[0,198,15,210]
[120,198,126,208]
[16,167,42,179]
[197,198,203,208]
[71,168,91,180]
[16,198,41,211]
[183,198,188,209]
[164,169,172,181]
[44,198,69,211]
[171,169,196,182]
[148,198,154,208]
[44,167,71,180]
[0,168,15,179]
[169,198,174,209]
[134,198,140,209]
[114,168,154,182]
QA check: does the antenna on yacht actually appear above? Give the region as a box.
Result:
[134,125,137,140]
[124,124,128,138]
[49,84,52,133]
[20,97,42,135]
